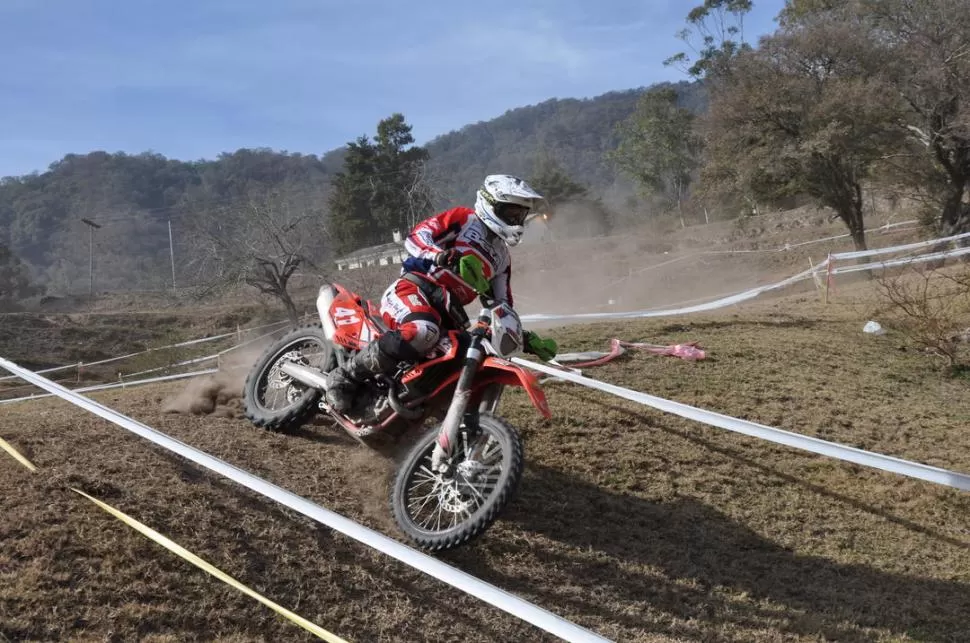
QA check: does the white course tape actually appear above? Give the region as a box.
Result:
[779,219,918,251]
[119,324,290,381]
[122,323,292,379]
[0,332,233,382]
[0,368,220,405]
[831,246,970,274]
[0,324,289,405]
[0,319,291,383]
[217,325,291,357]
[831,229,970,261]
[0,358,611,643]
[522,265,822,323]
[122,354,220,380]
[702,220,920,256]
[512,358,970,492]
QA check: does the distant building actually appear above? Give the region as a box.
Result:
[335,230,408,271]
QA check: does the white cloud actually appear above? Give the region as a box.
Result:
[459,21,592,75]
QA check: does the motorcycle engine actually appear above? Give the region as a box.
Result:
[345,387,394,426]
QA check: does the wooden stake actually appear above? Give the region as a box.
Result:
[824,253,834,304]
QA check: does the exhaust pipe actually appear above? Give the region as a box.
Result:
[282,362,425,420]
[279,361,330,390]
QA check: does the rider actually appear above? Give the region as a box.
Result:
[325,174,559,412]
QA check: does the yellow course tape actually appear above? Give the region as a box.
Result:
[0,436,346,642]
[70,489,349,643]
[0,435,37,471]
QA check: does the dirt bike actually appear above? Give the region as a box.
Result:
[241,282,551,551]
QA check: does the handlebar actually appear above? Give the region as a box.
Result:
[470,311,492,340]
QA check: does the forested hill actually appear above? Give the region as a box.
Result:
[425,80,705,203]
[0,80,704,295]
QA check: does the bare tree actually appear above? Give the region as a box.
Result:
[406,160,445,230]
[875,264,970,370]
[185,189,330,324]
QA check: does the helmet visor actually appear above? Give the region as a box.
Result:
[495,203,530,227]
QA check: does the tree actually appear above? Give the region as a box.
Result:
[422,84,706,205]
[700,15,905,250]
[864,0,970,235]
[185,189,329,323]
[528,155,614,237]
[0,89,705,291]
[371,114,432,232]
[529,155,588,206]
[328,114,431,255]
[2,89,724,293]
[0,243,40,307]
[328,135,378,255]
[779,0,970,235]
[875,265,970,371]
[610,87,702,224]
[403,160,442,229]
[778,0,842,27]
[664,0,754,79]
[0,149,333,295]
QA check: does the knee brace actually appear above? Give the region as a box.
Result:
[379,319,440,362]
[377,323,435,363]
[402,319,441,354]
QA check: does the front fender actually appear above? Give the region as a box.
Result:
[476,356,551,418]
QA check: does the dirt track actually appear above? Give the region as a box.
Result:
[3,290,970,642]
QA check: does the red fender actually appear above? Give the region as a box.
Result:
[474,356,551,418]
[397,335,551,419]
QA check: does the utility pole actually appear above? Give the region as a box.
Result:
[168,219,177,295]
[81,218,101,296]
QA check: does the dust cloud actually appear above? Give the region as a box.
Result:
[325,201,795,333]
[161,342,271,418]
[511,200,826,329]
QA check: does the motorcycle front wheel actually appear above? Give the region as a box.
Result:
[390,414,524,552]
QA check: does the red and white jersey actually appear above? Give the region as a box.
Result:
[404,207,513,306]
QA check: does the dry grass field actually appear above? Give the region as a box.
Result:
[3,207,968,642]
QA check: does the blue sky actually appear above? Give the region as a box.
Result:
[0,0,787,177]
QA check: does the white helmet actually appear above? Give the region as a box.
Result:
[474,174,544,246]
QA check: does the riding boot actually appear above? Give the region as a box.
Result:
[325,340,399,411]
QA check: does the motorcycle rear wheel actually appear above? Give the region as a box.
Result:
[391,414,524,552]
[242,323,335,433]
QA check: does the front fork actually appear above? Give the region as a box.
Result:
[431,329,489,473]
